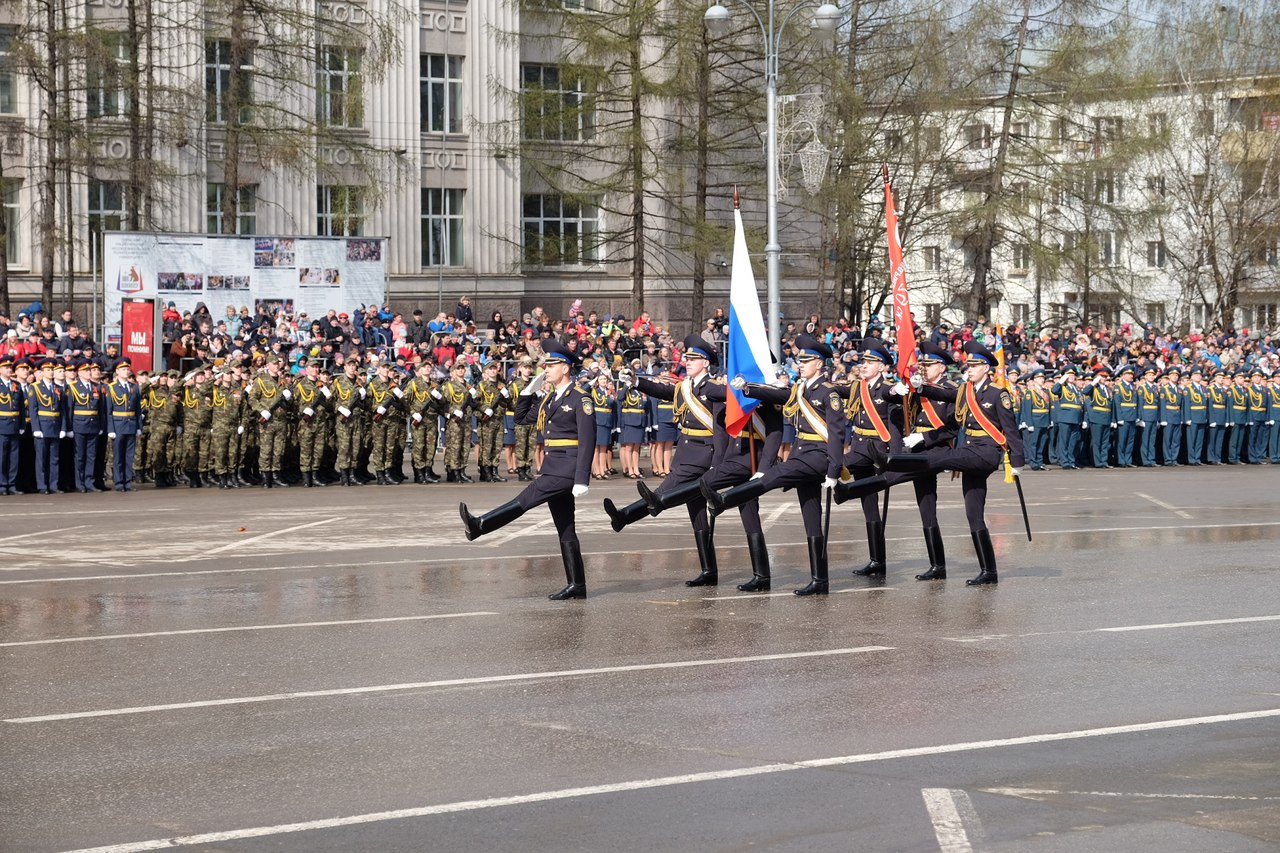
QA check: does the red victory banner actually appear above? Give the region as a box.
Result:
[884,163,916,380]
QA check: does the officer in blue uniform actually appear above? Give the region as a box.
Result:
[1268,373,1280,464]
[1182,366,1208,464]
[1018,368,1052,470]
[68,359,105,492]
[1112,365,1139,466]
[28,358,67,494]
[460,339,597,600]
[1084,366,1114,468]
[1159,366,1184,465]
[105,357,143,491]
[1245,367,1270,464]
[1206,369,1229,464]
[702,334,846,596]
[1135,365,1161,466]
[1227,370,1249,464]
[604,334,723,586]
[0,354,24,495]
[588,372,616,479]
[1050,367,1084,469]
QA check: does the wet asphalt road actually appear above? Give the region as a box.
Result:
[1,466,1279,852]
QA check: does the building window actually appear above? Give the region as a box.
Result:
[921,303,940,325]
[1192,173,1207,201]
[917,186,940,210]
[1009,181,1029,206]
[920,127,941,153]
[1146,112,1168,137]
[1146,240,1167,269]
[420,54,463,134]
[522,194,601,266]
[316,46,363,128]
[206,40,253,124]
[422,188,464,267]
[1093,169,1123,204]
[1145,175,1166,200]
[88,34,129,118]
[2,180,21,265]
[1093,115,1123,146]
[882,129,904,152]
[521,64,593,142]
[1011,243,1031,273]
[317,185,363,236]
[1246,303,1278,327]
[963,123,991,150]
[560,0,600,9]
[1010,303,1030,323]
[1194,108,1215,136]
[206,183,257,235]
[1189,303,1210,328]
[1098,231,1120,266]
[1145,302,1167,328]
[921,245,941,271]
[88,180,128,270]
[0,28,15,114]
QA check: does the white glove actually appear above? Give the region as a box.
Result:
[1184,421,1191,426]
[1010,467,1023,477]
[730,376,747,390]
[571,484,588,498]
[1110,422,1117,428]
[500,388,510,398]
[484,408,493,417]
[1137,421,1145,427]
[749,471,765,480]
[108,432,116,439]
[358,387,366,399]
[33,430,43,438]
[412,412,423,423]
[281,389,292,400]
[521,373,548,396]
[320,386,332,399]
[260,410,271,421]
[393,387,404,398]
[1269,420,1276,426]
[822,476,838,491]
[891,381,910,396]
[902,433,924,448]
[303,407,314,417]
[613,427,621,434]
[909,373,923,390]
[237,425,244,434]
[175,427,183,436]
[452,408,464,418]
[1210,422,1217,427]
[1027,426,1034,432]
[431,389,443,400]
[59,430,67,439]
[469,387,479,398]
[1081,422,1088,430]
[338,406,352,418]
[376,405,387,415]
[1160,421,1168,427]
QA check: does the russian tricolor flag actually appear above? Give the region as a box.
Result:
[725,207,772,437]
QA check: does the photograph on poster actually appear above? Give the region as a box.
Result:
[347,239,382,262]
[254,238,297,268]
[254,298,295,317]
[208,275,252,291]
[299,268,342,286]
[158,272,204,292]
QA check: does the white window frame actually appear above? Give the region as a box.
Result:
[422,187,464,267]
[317,185,363,236]
[88,34,130,119]
[0,28,15,115]
[522,194,601,267]
[1145,240,1167,269]
[2,179,21,265]
[88,179,128,270]
[921,245,941,272]
[316,46,363,128]
[420,54,464,134]
[206,183,258,235]
[205,40,254,125]
[521,64,594,142]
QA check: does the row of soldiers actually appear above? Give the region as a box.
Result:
[1013,363,1280,468]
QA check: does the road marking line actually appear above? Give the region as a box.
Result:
[11,519,1280,585]
[707,587,897,602]
[761,502,791,531]
[1133,491,1193,519]
[921,788,975,853]
[0,525,88,543]
[486,516,554,548]
[173,517,341,562]
[0,612,498,648]
[52,707,1280,853]
[984,787,1280,802]
[944,613,1280,642]
[4,646,893,724]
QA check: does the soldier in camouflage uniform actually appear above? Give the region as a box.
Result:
[210,367,245,488]
[134,371,151,483]
[439,361,473,482]
[508,358,538,481]
[474,360,507,482]
[293,360,327,487]
[404,360,441,483]
[366,360,402,485]
[247,356,289,488]
[387,367,409,483]
[330,358,365,486]
[180,365,215,487]
[147,371,181,487]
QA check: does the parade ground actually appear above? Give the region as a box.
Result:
[3,466,1279,852]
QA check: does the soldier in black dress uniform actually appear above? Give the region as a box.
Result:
[602,334,723,586]
[460,340,597,600]
[700,334,846,595]
[843,340,1024,585]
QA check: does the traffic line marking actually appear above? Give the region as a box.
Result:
[1133,492,1193,519]
[921,788,981,853]
[985,786,1280,802]
[944,613,1280,642]
[173,517,341,562]
[4,646,893,724]
[52,707,1280,853]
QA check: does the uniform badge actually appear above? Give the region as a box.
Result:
[561,404,573,413]
[874,397,885,404]
[582,401,594,415]
[981,401,993,409]
[828,393,840,407]
[1001,393,1013,410]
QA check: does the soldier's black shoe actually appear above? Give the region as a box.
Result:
[549,540,587,600]
[687,528,718,586]
[424,467,441,483]
[852,522,887,577]
[737,532,772,591]
[460,499,524,541]
[445,469,457,483]
[885,453,932,473]
[263,472,273,489]
[833,474,891,506]
[346,468,363,486]
[477,467,492,482]
[701,477,765,518]
[603,498,648,533]
[517,466,533,481]
[795,535,829,596]
[915,526,946,580]
[459,469,474,483]
[490,466,507,482]
[966,529,998,585]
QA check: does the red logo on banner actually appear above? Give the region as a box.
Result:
[122,301,155,370]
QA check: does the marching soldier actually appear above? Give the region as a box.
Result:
[1136,365,1161,466]
[293,359,327,486]
[329,358,364,486]
[1159,366,1184,465]
[1183,366,1208,465]
[1084,366,1114,468]
[1018,368,1052,470]
[460,339,597,600]
[1050,366,1084,469]
[1268,372,1280,464]
[509,358,538,481]
[147,370,180,487]
[367,360,402,485]
[439,361,473,482]
[135,371,152,483]
[404,360,442,484]
[68,360,105,492]
[28,358,66,494]
[180,365,214,487]
[604,334,722,587]
[105,357,142,491]
[703,334,846,596]
[209,367,243,488]
[247,355,290,487]
[1206,369,1229,464]
[0,354,24,495]
[1246,367,1269,464]
[474,360,507,482]
[1227,370,1249,464]
[1112,364,1139,467]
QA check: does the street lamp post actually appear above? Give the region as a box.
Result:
[704,0,841,356]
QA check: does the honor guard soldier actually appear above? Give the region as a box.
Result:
[702,334,846,596]
[838,341,957,581]
[1183,366,1208,464]
[1084,366,1114,468]
[293,359,327,486]
[604,334,724,586]
[147,371,181,487]
[871,340,1026,585]
[28,358,67,494]
[836,338,901,578]
[68,360,104,492]
[1245,367,1269,464]
[1268,373,1280,463]
[405,360,442,483]
[460,339,597,600]
[0,354,24,495]
[474,360,507,482]
[180,365,215,487]
[1159,366,1184,465]
[588,371,616,480]
[1018,368,1052,470]
[331,358,366,486]
[439,361,473,482]
[1112,365,1139,466]
[1050,367,1084,469]
[1227,370,1249,464]
[1206,369,1229,464]
[248,355,290,487]
[367,360,402,485]
[209,367,244,488]
[509,358,539,481]
[105,357,142,491]
[1135,365,1161,466]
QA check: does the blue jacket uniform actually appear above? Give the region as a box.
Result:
[1084,382,1114,467]
[1206,384,1229,463]
[1135,380,1160,465]
[1018,384,1052,469]
[1158,380,1183,465]
[105,379,143,436]
[0,375,24,492]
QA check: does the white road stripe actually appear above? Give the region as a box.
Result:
[172,517,342,562]
[985,786,1280,802]
[0,525,88,543]
[9,518,1280,585]
[760,502,791,531]
[0,611,498,648]
[944,613,1280,642]
[485,515,555,548]
[920,788,974,853]
[1133,491,1193,519]
[705,587,897,602]
[52,707,1280,853]
[4,646,892,724]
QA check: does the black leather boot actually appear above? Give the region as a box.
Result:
[385,469,399,485]
[852,521,887,577]
[459,499,524,541]
[916,526,947,580]
[795,536,829,596]
[424,466,441,483]
[188,470,200,488]
[459,467,474,483]
[700,477,766,518]
[833,474,889,506]
[346,468,362,486]
[603,498,649,533]
[490,466,507,483]
[737,532,771,591]
[686,528,718,586]
[478,466,492,482]
[549,540,587,600]
[638,479,703,517]
[517,466,533,481]
[263,471,274,489]
[967,529,998,585]
[885,454,932,473]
